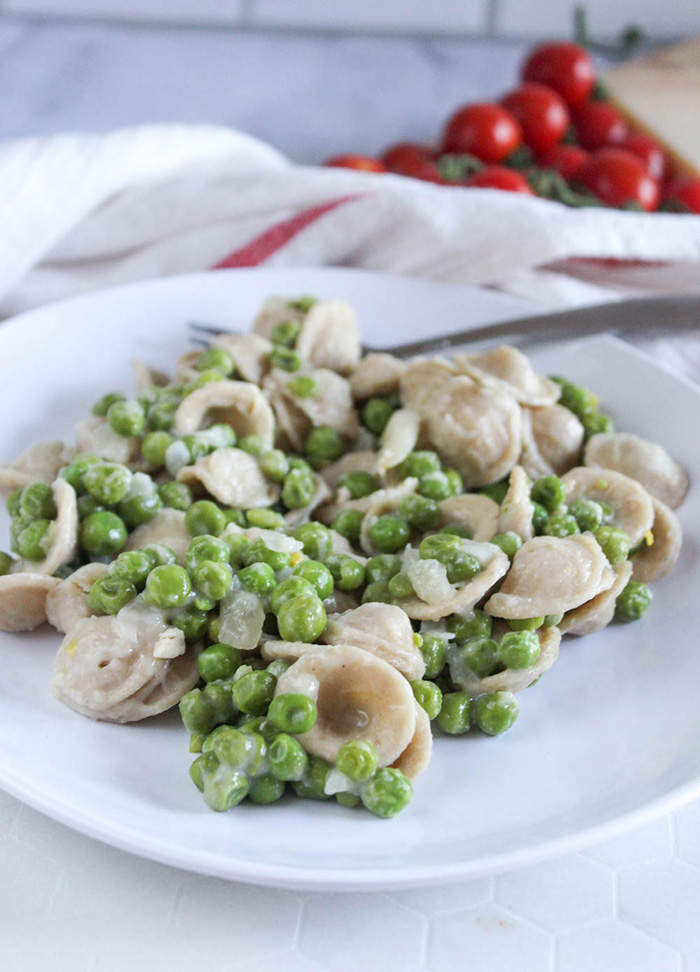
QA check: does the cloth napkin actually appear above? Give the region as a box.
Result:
[2,123,700,376]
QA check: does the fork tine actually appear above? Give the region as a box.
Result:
[188,321,235,336]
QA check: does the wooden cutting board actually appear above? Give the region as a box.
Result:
[605,37,700,176]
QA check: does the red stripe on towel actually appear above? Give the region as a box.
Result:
[212,194,362,269]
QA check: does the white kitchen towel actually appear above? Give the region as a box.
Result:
[2,123,700,337]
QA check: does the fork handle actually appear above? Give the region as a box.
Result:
[368,294,700,359]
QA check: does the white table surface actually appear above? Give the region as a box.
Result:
[0,18,697,972]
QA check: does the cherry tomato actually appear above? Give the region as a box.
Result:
[663,177,700,214]
[618,132,668,183]
[501,83,570,154]
[324,154,387,173]
[538,144,589,180]
[577,148,660,211]
[522,42,595,110]
[442,103,522,163]
[574,102,628,151]
[381,143,444,183]
[466,166,534,194]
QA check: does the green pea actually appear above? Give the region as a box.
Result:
[362,580,393,604]
[288,456,313,475]
[419,533,461,560]
[490,531,522,560]
[293,756,332,801]
[399,493,441,532]
[271,576,316,614]
[362,397,395,435]
[147,398,178,431]
[80,511,127,557]
[543,612,564,627]
[336,740,378,783]
[360,767,412,818]
[140,431,173,468]
[237,561,277,596]
[325,554,366,591]
[248,775,285,805]
[459,636,501,678]
[158,480,192,511]
[480,480,509,504]
[19,483,57,520]
[92,391,125,417]
[277,594,327,642]
[294,560,334,600]
[270,347,302,371]
[398,450,441,479]
[507,617,545,631]
[594,526,631,565]
[17,519,53,561]
[189,751,218,791]
[172,606,208,642]
[337,792,360,809]
[225,533,251,567]
[543,513,580,538]
[447,610,492,642]
[498,630,540,669]
[268,693,318,734]
[271,318,302,347]
[193,561,233,601]
[145,563,191,608]
[207,615,220,643]
[436,692,474,734]
[418,472,452,502]
[198,643,242,682]
[203,766,249,812]
[110,549,156,586]
[305,427,346,467]
[411,680,443,720]
[6,489,23,517]
[189,733,206,754]
[444,468,463,496]
[581,410,614,439]
[184,370,226,396]
[181,434,211,464]
[532,502,548,534]
[295,522,332,561]
[289,296,316,313]
[141,543,177,567]
[107,399,145,437]
[118,490,163,529]
[268,733,309,782]
[387,571,415,600]
[223,509,246,528]
[530,475,566,513]
[568,498,603,532]
[196,347,234,376]
[185,500,226,537]
[615,580,652,622]
[287,375,318,398]
[266,658,291,679]
[244,538,291,572]
[598,501,615,524]
[208,726,254,767]
[204,680,238,726]
[232,671,277,715]
[180,688,217,734]
[338,471,380,499]
[550,376,597,417]
[368,514,410,553]
[82,462,132,506]
[281,468,315,510]
[475,691,519,735]
[420,633,447,679]
[238,434,266,457]
[365,554,401,584]
[332,508,364,544]
[0,551,14,576]
[185,535,230,572]
[260,449,290,483]
[88,575,137,615]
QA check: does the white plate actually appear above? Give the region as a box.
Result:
[0,267,698,892]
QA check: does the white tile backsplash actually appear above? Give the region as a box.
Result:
[249,0,487,33]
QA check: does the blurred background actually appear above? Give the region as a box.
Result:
[0,0,697,160]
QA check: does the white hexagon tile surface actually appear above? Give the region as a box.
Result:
[3,784,700,971]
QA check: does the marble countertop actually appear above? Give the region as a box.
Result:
[0,19,697,972]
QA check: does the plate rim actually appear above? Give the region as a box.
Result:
[0,266,698,891]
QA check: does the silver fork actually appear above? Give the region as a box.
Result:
[188,293,700,359]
